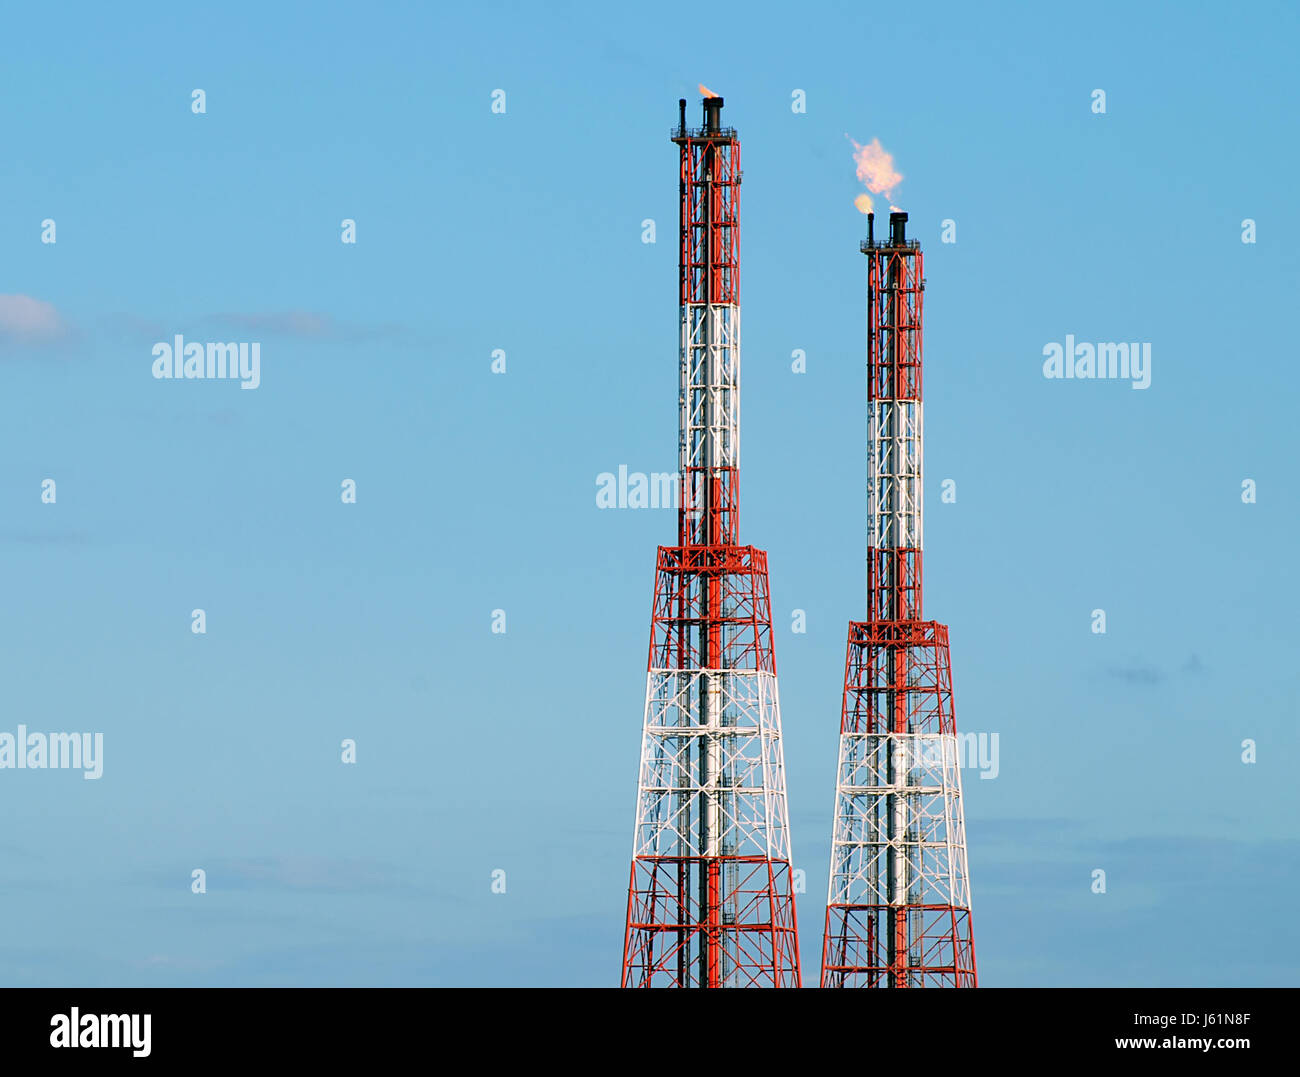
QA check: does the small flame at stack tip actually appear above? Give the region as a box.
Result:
[698,83,719,98]
[847,133,903,214]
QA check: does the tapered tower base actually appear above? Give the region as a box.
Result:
[622,544,801,989]
[821,620,977,988]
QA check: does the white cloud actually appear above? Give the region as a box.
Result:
[0,294,63,336]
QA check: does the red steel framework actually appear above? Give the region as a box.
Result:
[820,212,978,988]
[621,97,800,988]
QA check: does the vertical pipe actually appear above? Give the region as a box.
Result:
[675,95,741,987]
[882,237,901,984]
[699,117,718,987]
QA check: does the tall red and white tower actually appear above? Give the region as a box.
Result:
[621,95,801,988]
[820,211,978,987]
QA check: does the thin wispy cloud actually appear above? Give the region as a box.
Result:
[98,312,170,340]
[0,295,71,352]
[208,311,333,337]
[202,310,421,344]
[1100,654,1209,686]
[213,855,414,894]
[1104,663,1165,686]
[4,303,422,351]
[0,294,63,335]
[133,953,228,973]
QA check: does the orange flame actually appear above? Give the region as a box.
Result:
[848,135,903,213]
[699,83,719,99]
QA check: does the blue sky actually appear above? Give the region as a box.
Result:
[0,0,1296,986]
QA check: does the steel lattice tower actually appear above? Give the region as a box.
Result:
[621,95,801,988]
[820,211,978,988]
